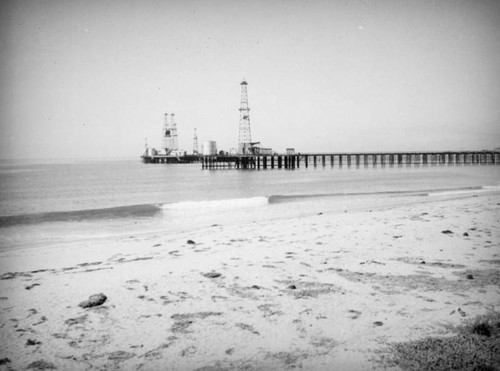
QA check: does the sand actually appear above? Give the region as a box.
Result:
[0,192,499,370]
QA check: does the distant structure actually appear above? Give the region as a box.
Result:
[202,140,217,156]
[142,112,200,163]
[193,128,199,155]
[163,113,178,154]
[238,80,252,154]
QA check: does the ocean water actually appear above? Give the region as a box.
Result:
[1,158,499,250]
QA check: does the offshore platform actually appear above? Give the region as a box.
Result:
[141,80,500,168]
[201,81,499,169]
[141,79,272,164]
[141,112,200,164]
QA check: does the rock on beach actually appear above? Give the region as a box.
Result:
[78,293,107,308]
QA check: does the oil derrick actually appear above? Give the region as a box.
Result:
[193,128,199,155]
[238,80,252,154]
[163,113,178,154]
[170,113,178,152]
[162,113,170,154]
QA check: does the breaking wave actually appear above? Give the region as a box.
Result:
[161,196,269,211]
[2,184,498,228]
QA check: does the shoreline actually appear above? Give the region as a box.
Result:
[0,192,499,369]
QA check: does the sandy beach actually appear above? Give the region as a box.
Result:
[1,191,499,370]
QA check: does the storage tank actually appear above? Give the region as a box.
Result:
[202,141,217,156]
[147,148,157,156]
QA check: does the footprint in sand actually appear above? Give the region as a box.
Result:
[347,309,362,319]
[125,279,140,290]
[137,295,156,302]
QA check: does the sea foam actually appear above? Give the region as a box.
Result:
[161,196,269,211]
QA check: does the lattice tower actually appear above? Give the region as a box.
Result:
[238,80,252,154]
[163,112,179,154]
[162,113,170,153]
[170,113,178,152]
[193,128,199,155]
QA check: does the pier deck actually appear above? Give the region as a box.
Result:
[201,151,500,170]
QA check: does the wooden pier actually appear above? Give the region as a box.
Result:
[141,154,201,164]
[201,151,500,170]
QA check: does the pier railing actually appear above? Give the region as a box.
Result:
[201,151,500,170]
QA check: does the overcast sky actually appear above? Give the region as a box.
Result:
[1,0,499,159]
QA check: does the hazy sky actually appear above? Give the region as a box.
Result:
[1,0,499,159]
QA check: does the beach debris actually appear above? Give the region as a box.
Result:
[33,316,47,326]
[181,346,197,356]
[107,350,136,361]
[389,311,500,370]
[470,322,492,337]
[171,312,223,321]
[187,240,196,245]
[360,260,385,265]
[170,312,222,334]
[77,261,102,267]
[236,322,260,335]
[116,256,153,263]
[171,320,194,333]
[347,309,362,319]
[1,271,32,280]
[441,230,454,235]
[463,232,469,237]
[250,285,260,290]
[51,333,67,339]
[458,308,466,317]
[317,212,323,215]
[26,360,57,369]
[288,284,297,290]
[257,304,285,318]
[26,339,41,346]
[202,272,222,279]
[28,308,38,315]
[65,314,88,326]
[25,283,41,290]
[373,321,384,326]
[0,358,11,366]
[78,293,107,308]
[466,274,474,280]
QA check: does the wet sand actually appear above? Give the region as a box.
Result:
[0,192,499,370]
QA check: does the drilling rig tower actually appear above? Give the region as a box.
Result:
[193,128,199,155]
[238,80,252,154]
[163,113,178,155]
